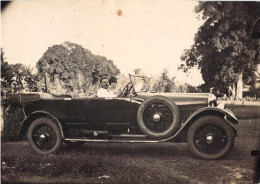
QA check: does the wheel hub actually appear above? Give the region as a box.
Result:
[206,134,214,144]
[153,113,161,122]
[39,134,48,141]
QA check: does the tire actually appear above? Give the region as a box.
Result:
[187,115,235,160]
[137,95,180,139]
[64,140,85,147]
[28,117,62,154]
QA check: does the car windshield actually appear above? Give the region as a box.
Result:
[130,75,151,93]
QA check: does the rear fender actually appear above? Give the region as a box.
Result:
[161,107,238,142]
[19,110,65,139]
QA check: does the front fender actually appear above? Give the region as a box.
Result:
[19,110,65,139]
[188,107,238,124]
[161,107,238,142]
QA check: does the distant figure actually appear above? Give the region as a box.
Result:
[208,87,217,107]
[97,77,116,97]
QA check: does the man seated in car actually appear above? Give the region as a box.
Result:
[97,77,116,97]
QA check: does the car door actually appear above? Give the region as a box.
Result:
[62,98,104,129]
[102,97,132,128]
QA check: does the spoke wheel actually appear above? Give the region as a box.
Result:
[28,117,62,154]
[187,116,235,160]
[143,102,173,133]
[137,96,180,139]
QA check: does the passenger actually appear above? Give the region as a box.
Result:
[97,77,116,97]
[109,76,120,95]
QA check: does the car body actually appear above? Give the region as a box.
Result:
[6,75,238,159]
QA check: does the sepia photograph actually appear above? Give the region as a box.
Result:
[1,0,260,183]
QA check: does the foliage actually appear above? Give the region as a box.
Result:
[150,69,175,92]
[179,2,260,93]
[1,48,39,94]
[243,86,260,98]
[153,69,175,92]
[131,68,198,93]
[186,85,199,93]
[150,69,199,93]
[37,42,120,97]
[1,105,24,141]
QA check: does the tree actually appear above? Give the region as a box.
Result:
[152,69,175,92]
[1,48,39,94]
[186,85,199,93]
[179,2,260,98]
[37,42,120,96]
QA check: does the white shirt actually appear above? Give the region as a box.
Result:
[97,88,116,97]
[109,87,119,95]
[208,93,217,102]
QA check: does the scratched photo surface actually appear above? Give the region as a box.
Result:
[1,1,260,184]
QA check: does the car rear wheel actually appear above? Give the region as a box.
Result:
[28,117,62,154]
[64,140,85,147]
[137,96,180,139]
[187,115,235,160]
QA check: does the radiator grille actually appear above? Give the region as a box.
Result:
[178,104,206,122]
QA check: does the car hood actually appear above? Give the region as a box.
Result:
[135,92,209,105]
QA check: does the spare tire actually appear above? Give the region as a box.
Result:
[137,95,180,139]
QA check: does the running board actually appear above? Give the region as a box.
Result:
[111,134,147,138]
[64,138,159,143]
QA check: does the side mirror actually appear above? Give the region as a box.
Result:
[251,17,260,39]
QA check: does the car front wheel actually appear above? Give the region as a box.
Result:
[187,115,235,160]
[28,117,62,154]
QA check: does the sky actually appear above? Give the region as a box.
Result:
[1,0,204,86]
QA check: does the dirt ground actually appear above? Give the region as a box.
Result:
[1,119,260,184]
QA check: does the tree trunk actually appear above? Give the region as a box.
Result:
[44,72,48,93]
[236,72,243,99]
[232,83,236,99]
[1,104,4,133]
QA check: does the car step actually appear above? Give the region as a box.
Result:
[111,134,147,138]
[64,138,159,143]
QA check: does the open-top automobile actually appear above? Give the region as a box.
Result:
[5,74,238,160]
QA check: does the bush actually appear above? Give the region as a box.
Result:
[2,105,24,141]
[243,87,260,98]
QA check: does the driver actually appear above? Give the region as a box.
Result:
[97,77,116,97]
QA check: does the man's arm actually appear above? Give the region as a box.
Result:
[96,88,104,97]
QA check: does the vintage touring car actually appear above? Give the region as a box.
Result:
[5,75,238,160]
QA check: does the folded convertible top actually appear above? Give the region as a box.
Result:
[5,93,53,105]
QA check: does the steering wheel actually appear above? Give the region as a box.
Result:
[119,82,133,97]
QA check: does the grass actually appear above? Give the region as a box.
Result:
[226,104,260,119]
[1,145,190,184]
